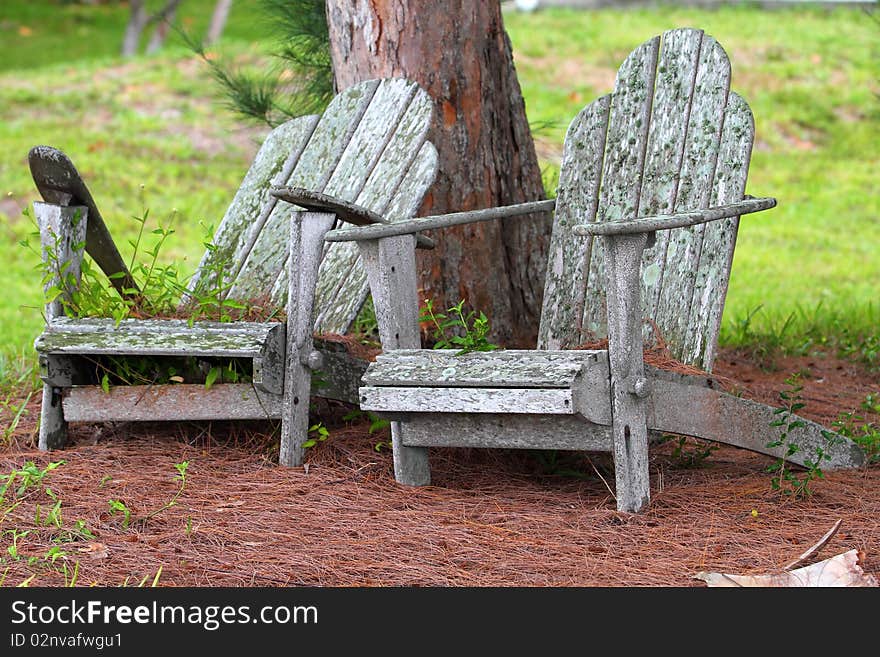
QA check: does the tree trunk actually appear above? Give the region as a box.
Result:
[122,0,148,57]
[205,0,233,45]
[326,0,551,347]
[146,0,182,54]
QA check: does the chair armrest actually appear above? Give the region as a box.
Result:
[270,186,436,250]
[571,196,776,237]
[323,198,556,243]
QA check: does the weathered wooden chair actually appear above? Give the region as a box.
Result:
[32,77,438,467]
[322,29,866,511]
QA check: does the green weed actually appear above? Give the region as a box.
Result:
[659,435,719,468]
[108,499,132,530]
[0,461,64,501]
[302,423,329,449]
[421,298,499,355]
[765,374,843,497]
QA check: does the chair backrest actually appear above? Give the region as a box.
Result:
[189,77,438,334]
[539,28,755,371]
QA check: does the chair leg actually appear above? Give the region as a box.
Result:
[357,235,431,485]
[603,233,651,512]
[280,210,337,467]
[38,384,67,451]
[391,422,430,486]
[280,362,313,467]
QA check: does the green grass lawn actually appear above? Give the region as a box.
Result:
[0,3,877,369]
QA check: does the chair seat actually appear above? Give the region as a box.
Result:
[360,349,611,416]
[35,317,284,358]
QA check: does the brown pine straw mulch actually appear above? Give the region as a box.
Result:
[1,347,878,587]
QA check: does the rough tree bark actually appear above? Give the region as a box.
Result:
[205,0,234,45]
[326,0,551,347]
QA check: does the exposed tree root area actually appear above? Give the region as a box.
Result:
[1,348,877,587]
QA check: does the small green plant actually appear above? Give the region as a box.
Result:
[143,461,190,523]
[421,298,499,355]
[351,295,380,347]
[42,545,66,565]
[659,434,718,468]
[832,410,880,464]
[61,560,80,587]
[342,409,391,451]
[1,390,34,444]
[302,423,329,449]
[34,488,63,529]
[122,566,163,588]
[53,519,96,544]
[3,529,30,561]
[108,499,132,530]
[765,374,841,498]
[0,460,64,501]
[531,450,592,479]
[110,462,190,530]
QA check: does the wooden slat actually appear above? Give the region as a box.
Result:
[311,84,435,332]
[538,95,610,350]
[363,349,606,388]
[638,28,707,347]
[305,141,439,332]
[646,371,865,469]
[685,91,755,368]
[35,202,88,322]
[280,211,336,467]
[63,384,282,422]
[652,33,733,366]
[399,413,613,451]
[226,79,380,312]
[580,35,659,343]
[231,79,436,336]
[188,115,319,300]
[36,318,283,358]
[360,386,576,415]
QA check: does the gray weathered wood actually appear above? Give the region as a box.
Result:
[36,317,284,359]
[539,96,610,350]
[280,211,337,467]
[231,78,436,334]
[572,197,775,236]
[359,234,430,485]
[324,199,557,243]
[32,77,439,464]
[686,91,756,367]
[363,349,606,388]
[187,114,319,303]
[310,338,369,405]
[354,30,858,514]
[649,33,732,361]
[270,186,434,249]
[645,369,866,469]
[39,384,67,450]
[29,148,137,297]
[398,414,613,451]
[63,384,282,422]
[35,202,89,322]
[361,386,577,415]
[602,233,652,512]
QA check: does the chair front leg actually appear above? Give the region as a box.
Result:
[280,211,336,467]
[603,232,651,512]
[357,234,431,486]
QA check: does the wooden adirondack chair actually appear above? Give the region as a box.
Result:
[321,29,866,512]
[32,77,438,467]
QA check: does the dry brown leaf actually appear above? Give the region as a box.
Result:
[695,549,878,587]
